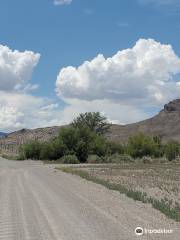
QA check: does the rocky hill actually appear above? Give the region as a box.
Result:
[0,99,179,156]
[0,126,62,155]
[106,99,180,143]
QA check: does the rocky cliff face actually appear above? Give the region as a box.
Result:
[0,99,180,156]
[164,99,180,113]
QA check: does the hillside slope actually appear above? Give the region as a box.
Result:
[0,99,179,155]
[0,126,62,155]
[106,99,180,143]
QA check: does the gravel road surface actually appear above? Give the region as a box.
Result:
[0,158,179,240]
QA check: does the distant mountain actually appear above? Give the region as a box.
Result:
[0,132,7,138]
[0,99,179,156]
[0,126,63,155]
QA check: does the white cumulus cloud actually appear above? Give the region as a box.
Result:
[0,105,24,130]
[57,98,150,126]
[0,92,62,132]
[56,39,180,105]
[0,45,40,91]
[1,39,180,131]
[55,39,180,125]
[54,0,72,5]
[0,44,61,132]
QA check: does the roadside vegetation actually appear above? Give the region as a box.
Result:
[19,112,180,163]
[59,164,180,222]
[17,111,180,221]
[1,154,19,161]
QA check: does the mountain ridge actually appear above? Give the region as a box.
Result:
[106,99,180,143]
[0,99,179,155]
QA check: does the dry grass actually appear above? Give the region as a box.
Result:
[59,162,180,221]
[82,163,180,207]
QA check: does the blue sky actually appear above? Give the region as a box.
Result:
[0,0,180,131]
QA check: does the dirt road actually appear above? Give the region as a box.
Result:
[0,158,179,240]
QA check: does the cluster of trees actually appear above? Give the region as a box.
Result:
[19,112,180,162]
[127,134,180,161]
[20,127,107,162]
[19,112,111,162]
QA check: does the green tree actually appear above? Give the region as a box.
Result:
[164,141,180,161]
[59,127,79,155]
[152,135,164,157]
[106,141,125,155]
[127,133,158,158]
[59,127,92,161]
[50,138,67,159]
[58,126,107,162]
[72,112,110,135]
[75,127,95,162]
[90,136,107,157]
[39,142,52,160]
[19,140,42,160]
[40,138,66,160]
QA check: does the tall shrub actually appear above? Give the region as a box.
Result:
[164,141,180,161]
[127,133,158,158]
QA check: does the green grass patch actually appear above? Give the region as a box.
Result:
[58,167,180,222]
[0,154,22,161]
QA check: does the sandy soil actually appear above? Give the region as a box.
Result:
[82,164,180,207]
